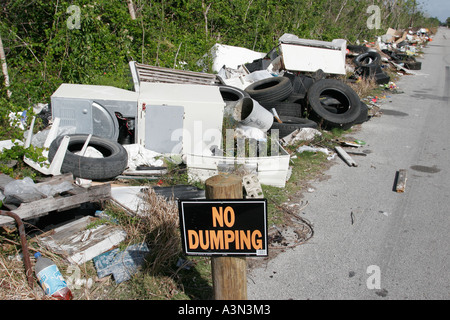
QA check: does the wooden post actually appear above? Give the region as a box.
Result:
[205,174,247,300]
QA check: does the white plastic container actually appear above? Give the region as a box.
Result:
[234,97,274,131]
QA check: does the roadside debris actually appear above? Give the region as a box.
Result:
[15,26,426,188]
[0,25,432,289]
[335,146,358,167]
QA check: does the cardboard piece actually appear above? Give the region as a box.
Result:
[93,243,150,283]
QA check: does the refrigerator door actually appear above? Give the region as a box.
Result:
[144,105,184,154]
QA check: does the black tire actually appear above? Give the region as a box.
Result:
[218,85,249,103]
[403,61,422,70]
[392,53,416,62]
[354,51,381,67]
[245,77,293,103]
[284,92,306,103]
[48,134,128,180]
[354,102,369,124]
[339,101,370,130]
[307,79,361,129]
[347,45,369,54]
[259,101,302,117]
[285,73,314,95]
[269,116,318,137]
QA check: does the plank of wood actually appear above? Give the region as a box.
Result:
[0,183,111,226]
[396,169,407,193]
[35,173,74,186]
[37,216,127,265]
[335,146,358,167]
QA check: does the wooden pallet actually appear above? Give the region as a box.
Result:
[0,173,111,227]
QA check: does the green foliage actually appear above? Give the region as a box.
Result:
[1,0,439,96]
[0,0,440,144]
[0,143,45,176]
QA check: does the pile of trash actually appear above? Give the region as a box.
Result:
[2,27,432,189]
[214,33,370,132]
[347,26,430,79]
[215,26,430,134]
[0,26,433,295]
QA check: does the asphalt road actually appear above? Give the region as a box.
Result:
[247,27,450,300]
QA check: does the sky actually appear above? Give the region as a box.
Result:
[417,0,450,22]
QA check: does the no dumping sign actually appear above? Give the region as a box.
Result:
[178,199,268,257]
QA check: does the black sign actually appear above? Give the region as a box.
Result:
[178,199,268,257]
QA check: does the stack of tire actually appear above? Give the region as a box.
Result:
[353,50,390,85]
[240,75,369,136]
[243,76,318,137]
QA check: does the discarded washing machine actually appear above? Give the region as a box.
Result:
[51,84,139,143]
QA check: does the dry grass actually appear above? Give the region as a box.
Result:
[0,186,185,300]
[0,238,49,300]
[348,76,378,98]
[137,188,182,275]
[0,230,84,300]
[0,254,40,300]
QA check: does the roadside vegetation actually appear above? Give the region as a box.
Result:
[0,0,439,300]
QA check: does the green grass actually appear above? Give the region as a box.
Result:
[101,256,213,300]
[263,150,331,226]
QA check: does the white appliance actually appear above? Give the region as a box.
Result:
[137,82,225,156]
[51,84,139,141]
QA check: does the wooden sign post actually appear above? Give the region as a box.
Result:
[205,174,246,300]
[178,174,267,300]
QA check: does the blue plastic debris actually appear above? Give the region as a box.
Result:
[94,210,119,224]
[93,243,150,284]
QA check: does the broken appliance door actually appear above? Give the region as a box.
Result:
[143,105,184,154]
[91,102,119,140]
[51,84,139,141]
[137,83,225,156]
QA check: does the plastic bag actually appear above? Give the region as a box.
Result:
[30,126,77,148]
[39,181,73,197]
[3,177,38,197]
